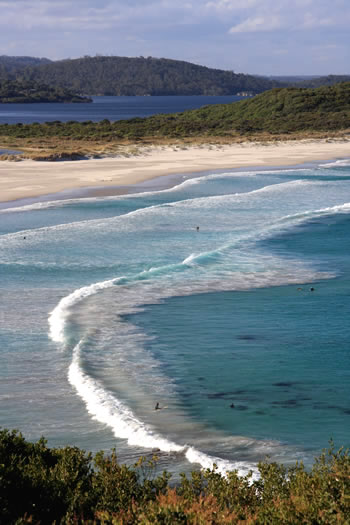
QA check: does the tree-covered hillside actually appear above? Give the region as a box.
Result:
[0,55,52,77]
[2,55,349,97]
[17,55,281,96]
[294,74,350,89]
[1,82,349,139]
[0,80,92,103]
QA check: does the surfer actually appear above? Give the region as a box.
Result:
[196,226,199,231]
[155,402,168,411]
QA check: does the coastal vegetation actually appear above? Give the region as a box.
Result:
[0,82,350,159]
[0,80,92,103]
[0,429,349,524]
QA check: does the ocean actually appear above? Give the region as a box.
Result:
[1,158,350,478]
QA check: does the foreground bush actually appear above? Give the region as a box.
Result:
[0,429,349,524]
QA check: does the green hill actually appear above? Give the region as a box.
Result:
[1,83,350,143]
[1,55,349,97]
[107,81,350,137]
[268,75,350,89]
[17,55,281,96]
[293,75,350,89]
[0,79,92,103]
[0,55,52,77]
[173,82,350,135]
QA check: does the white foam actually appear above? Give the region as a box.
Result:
[48,261,284,477]
[277,201,350,227]
[48,278,120,343]
[182,253,198,265]
[69,340,182,451]
[47,245,329,475]
[42,175,350,476]
[319,158,350,168]
[0,168,313,217]
[185,447,256,478]
[68,338,258,477]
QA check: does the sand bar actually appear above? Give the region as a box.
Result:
[1,139,350,203]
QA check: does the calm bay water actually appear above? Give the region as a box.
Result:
[0,95,243,125]
[1,159,350,476]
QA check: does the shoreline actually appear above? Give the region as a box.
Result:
[1,138,349,205]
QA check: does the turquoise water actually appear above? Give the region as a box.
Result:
[1,159,350,476]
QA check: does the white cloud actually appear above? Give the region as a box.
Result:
[229,15,283,33]
[302,12,335,29]
[205,0,259,10]
[0,0,348,33]
[226,0,350,34]
[0,0,349,74]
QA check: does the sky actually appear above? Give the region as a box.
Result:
[0,0,349,76]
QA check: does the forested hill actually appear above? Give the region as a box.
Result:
[294,75,350,89]
[0,55,52,76]
[143,82,350,136]
[2,83,350,139]
[2,55,349,96]
[15,55,281,96]
[0,80,92,103]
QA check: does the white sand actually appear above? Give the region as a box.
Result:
[1,139,349,203]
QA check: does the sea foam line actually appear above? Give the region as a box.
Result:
[68,339,257,478]
[319,158,350,168]
[49,274,258,477]
[48,277,121,343]
[0,165,315,216]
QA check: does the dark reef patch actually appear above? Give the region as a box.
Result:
[273,381,298,387]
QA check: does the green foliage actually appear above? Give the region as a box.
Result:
[1,55,348,98]
[1,82,349,141]
[0,429,93,523]
[0,79,92,103]
[0,428,349,524]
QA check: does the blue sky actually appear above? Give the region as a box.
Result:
[0,0,349,75]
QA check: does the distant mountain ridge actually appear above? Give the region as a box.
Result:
[0,55,349,98]
[1,55,282,96]
[293,75,350,88]
[0,55,52,76]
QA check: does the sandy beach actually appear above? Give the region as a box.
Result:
[1,138,349,203]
